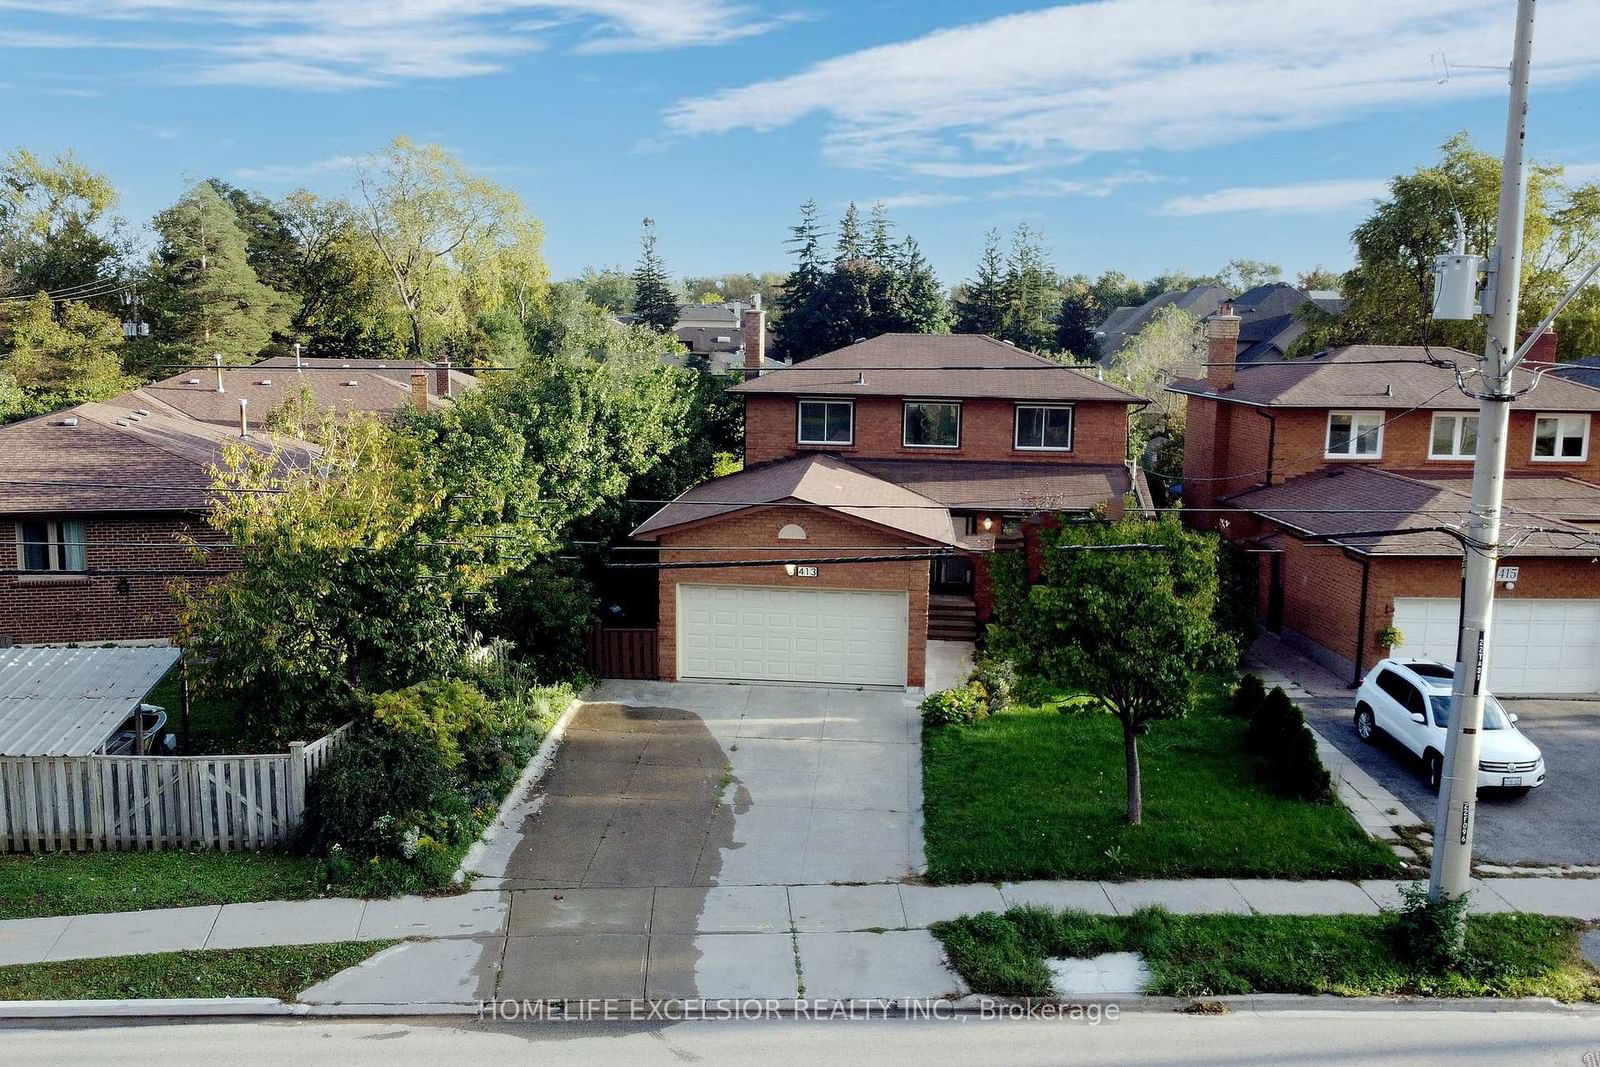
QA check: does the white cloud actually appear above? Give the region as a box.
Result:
[993,170,1167,200]
[666,0,1600,177]
[0,1,791,88]
[1560,162,1600,184]
[234,154,370,183]
[866,192,968,210]
[1158,178,1390,216]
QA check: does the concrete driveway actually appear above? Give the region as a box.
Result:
[505,680,922,890]
[1249,636,1600,867]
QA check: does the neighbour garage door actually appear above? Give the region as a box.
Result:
[1391,597,1600,695]
[677,584,908,687]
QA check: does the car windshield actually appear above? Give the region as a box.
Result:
[1429,694,1510,730]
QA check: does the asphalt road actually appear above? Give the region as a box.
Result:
[1303,693,1600,867]
[7,1012,1600,1066]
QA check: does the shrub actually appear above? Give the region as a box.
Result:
[1228,674,1267,719]
[475,560,597,683]
[921,682,989,727]
[304,727,454,856]
[1390,883,1475,972]
[971,659,1018,714]
[371,679,494,768]
[1246,685,1333,802]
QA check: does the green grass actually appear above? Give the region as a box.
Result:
[0,941,396,1001]
[0,851,329,920]
[934,907,1600,1002]
[920,677,1400,882]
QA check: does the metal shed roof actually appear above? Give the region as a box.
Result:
[0,646,179,756]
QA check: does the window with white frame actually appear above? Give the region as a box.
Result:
[17,518,86,573]
[1014,404,1074,450]
[1325,411,1384,458]
[1532,413,1590,461]
[796,398,854,445]
[903,401,961,448]
[1429,413,1478,460]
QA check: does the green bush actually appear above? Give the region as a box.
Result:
[921,682,990,727]
[971,659,1018,714]
[1245,686,1333,802]
[1228,673,1267,719]
[304,727,454,857]
[1391,883,1475,972]
[371,679,494,768]
[475,560,597,683]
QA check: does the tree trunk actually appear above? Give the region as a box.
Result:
[1123,725,1143,825]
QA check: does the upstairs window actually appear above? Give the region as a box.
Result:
[1325,411,1383,458]
[903,401,961,449]
[1015,404,1074,451]
[1429,413,1478,459]
[1532,413,1589,462]
[17,519,86,573]
[797,398,854,445]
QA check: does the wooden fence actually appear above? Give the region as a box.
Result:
[0,723,352,853]
[583,627,658,680]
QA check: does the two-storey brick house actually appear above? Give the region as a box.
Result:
[1171,312,1600,695]
[0,359,469,646]
[630,333,1150,687]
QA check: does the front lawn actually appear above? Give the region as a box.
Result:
[920,677,1400,882]
[934,907,1600,1002]
[0,941,395,1001]
[0,851,328,920]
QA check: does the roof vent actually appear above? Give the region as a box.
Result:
[258,378,273,386]
[345,379,358,387]
[115,419,129,426]
[377,363,388,368]
[1001,339,1016,346]
[341,363,351,368]
[185,378,201,385]
[58,416,78,427]
[135,408,151,417]
[1384,384,1393,397]
[852,337,868,344]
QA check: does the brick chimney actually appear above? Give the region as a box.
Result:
[741,296,766,376]
[410,371,429,413]
[1522,325,1557,365]
[434,358,452,398]
[1206,300,1242,391]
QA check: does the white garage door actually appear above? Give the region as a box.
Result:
[677,584,908,687]
[1391,597,1600,695]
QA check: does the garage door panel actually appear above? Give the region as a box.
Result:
[1392,596,1599,695]
[678,584,908,687]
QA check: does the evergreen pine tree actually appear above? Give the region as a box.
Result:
[773,200,830,361]
[1056,281,1103,361]
[143,181,293,367]
[630,217,679,334]
[953,229,1008,337]
[1001,223,1060,353]
[890,237,950,335]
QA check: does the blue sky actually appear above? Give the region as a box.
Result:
[4,0,1600,290]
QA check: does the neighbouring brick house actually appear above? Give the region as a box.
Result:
[0,359,470,646]
[629,333,1150,688]
[1171,311,1600,695]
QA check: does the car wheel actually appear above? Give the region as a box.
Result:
[1354,705,1376,743]
[1426,751,1444,792]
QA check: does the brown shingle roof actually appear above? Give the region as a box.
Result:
[122,357,475,431]
[1169,345,1600,412]
[730,333,1147,403]
[847,458,1139,513]
[631,454,957,544]
[0,403,316,514]
[1227,466,1600,557]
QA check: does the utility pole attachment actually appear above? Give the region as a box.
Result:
[1428,0,1538,907]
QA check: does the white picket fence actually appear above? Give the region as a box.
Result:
[0,723,353,853]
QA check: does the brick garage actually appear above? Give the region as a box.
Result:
[0,516,234,645]
[654,506,932,687]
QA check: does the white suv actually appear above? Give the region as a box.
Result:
[1353,658,1545,795]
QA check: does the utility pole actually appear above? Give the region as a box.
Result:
[1428,0,1537,907]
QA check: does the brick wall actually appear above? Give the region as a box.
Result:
[0,513,234,645]
[1186,405,1600,492]
[1264,532,1600,684]
[655,505,931,686]
[744,394,1130,467]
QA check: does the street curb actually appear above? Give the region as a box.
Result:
[453,691,589,885]
[5,993,1596,1023]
